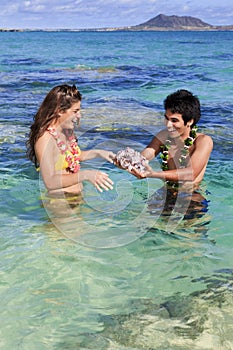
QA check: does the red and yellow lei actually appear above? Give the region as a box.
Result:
[47,127,81,173]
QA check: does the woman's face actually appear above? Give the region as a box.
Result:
[58,101,81,130]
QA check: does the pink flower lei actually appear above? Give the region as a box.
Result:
[47,127,81,173]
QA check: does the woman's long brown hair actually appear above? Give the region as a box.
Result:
[26,84,82,167]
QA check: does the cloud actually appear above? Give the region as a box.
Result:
[0,0,233,28]
[0,3,19,15]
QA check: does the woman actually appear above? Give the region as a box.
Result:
[27,84,115,196]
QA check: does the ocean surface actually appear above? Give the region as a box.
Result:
[0,30,233,349]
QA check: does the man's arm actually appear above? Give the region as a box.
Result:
[134,134,213,183]
[141,130,166,160]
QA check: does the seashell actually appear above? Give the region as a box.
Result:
[115,147,148,172]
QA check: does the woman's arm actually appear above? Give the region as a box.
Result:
[35,134,114,192]
[80,149,116,163]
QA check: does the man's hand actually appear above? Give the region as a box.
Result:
[130,164,153,179]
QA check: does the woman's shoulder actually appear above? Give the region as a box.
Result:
[36,129,53,144]
[35,129,56,154]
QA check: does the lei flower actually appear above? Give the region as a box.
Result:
[160,126,198,187]
[47,127,81,173]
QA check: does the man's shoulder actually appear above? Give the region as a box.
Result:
[195,133,213,149]
[154,129,168,142]
[196,133,213,142]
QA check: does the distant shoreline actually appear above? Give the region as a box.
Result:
[1,27,233,32]
[1,13,233,32]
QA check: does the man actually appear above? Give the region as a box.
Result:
[130,89,213,222]
[134,89,213,193]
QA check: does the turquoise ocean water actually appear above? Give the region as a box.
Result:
[0,31,233,349]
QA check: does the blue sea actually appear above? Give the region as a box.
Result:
[0,30,233,349]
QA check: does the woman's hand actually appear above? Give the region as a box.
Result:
[80,149,116,163]
[98,150,116,163]
[86,170,114,192]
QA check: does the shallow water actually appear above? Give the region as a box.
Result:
[0,30,233,349]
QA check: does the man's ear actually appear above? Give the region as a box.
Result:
[188,118,194,127]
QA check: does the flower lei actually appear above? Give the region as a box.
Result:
[160,126,198,187]
[47,127,81,173]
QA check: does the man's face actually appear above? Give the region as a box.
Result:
[164,109,191,140]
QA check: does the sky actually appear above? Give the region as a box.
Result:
[0,0,233,29]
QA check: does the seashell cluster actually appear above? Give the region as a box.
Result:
[115,147,148,172]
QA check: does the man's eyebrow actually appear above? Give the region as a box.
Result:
[164,114,179,120]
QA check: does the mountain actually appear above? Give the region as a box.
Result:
[91,14,233,32]
[2,13,233,32]
[137,14,211,29]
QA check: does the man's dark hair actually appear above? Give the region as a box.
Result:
[164,89,201,126]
